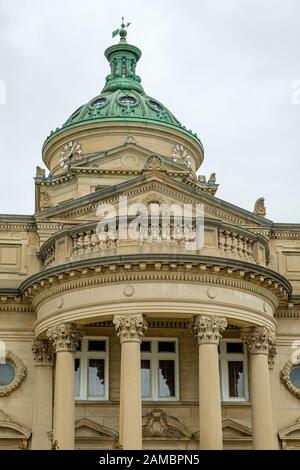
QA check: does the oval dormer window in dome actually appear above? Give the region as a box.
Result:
[119,95,137,106]
[91,97,108,108]
[148,99,165,112]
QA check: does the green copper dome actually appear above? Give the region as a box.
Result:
[48,21,201,145]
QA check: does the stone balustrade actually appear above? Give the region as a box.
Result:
[39,218,269,270]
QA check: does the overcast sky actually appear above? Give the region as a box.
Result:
[0,0,299,222]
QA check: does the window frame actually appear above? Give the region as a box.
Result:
[219,339,249,402]
[141,338,179,402]
[75,336,109,401]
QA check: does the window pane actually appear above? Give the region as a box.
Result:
[226,342,244,353]
[158,341,176,353]
[76,341,82,352]
[141,360,151,398]
[88,340,106,352]
[159,360,175,397]
[141,342,151,352]
[0,364,15,386]
[228,361,244,398]
[75,359,80,397]
[88,359,105,397]
[290,366,300,389]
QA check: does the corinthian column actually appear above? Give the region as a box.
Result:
[31,339,54,450]
[192,315,227,450]
[47,323,84,450]
[241,326,276,450]
[113,314,147,450]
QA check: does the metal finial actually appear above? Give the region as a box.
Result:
[112,17,131,39]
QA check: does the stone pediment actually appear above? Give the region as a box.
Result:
[193,418,252,442]
[0,409,31,444]
[71,143,189,175]
[75,418,118,441]
[222,418,252,439]
[278,417,300,449]
[40,171,257,227]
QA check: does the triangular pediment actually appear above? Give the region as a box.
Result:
[222,418,252,439]
[75,418,118,440]
[37,167,270,232]
[0,409,31,441]
[72,143,189,175]
[279,418,300,440]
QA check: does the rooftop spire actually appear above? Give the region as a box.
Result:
[102,19,144,94]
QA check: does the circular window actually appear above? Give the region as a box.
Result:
[0,363,16,386]
[148,99,165,112]
[119,95,137,106]
[91,97,108,108]
[290,366,300,389]
[0,351,27,397]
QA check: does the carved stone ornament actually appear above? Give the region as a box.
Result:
[241,326,276,358]
[47,323,84,353]
[253,197,266,217]
[280,360,300,399]
[32,339,54,365]
[113,314,147,343]
[144,155,164,171]
[0,351,27,397]
[191,315,227,345]
[172,144,192,168]
[40,191,53,209]
[142,409,193,439]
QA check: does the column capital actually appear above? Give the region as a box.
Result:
[241,326,276,358]
[113,314,147,343]
[47,323,84,353]
[191,315,227,345]
[32,339,54,365]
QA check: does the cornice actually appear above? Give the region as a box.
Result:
[19,255,290,311]
[276,309,300,319]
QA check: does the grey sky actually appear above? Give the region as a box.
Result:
[0,0,299,222]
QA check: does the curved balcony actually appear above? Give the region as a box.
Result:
[39,217,270,270]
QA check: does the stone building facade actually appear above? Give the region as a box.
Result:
[1,24,300,450]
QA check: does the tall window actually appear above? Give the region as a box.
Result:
[219,340,248,401]
[75,337,109,401]
[141,339,179,401]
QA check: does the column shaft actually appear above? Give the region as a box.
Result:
[47,323,83,450]
[250,352,274,449]
[31,340,53,450]
[192,315,227,450]
[199,343,223,449]
[114,314,147,450]
[120,341,143,449]
[53,351,75,449]
[242,326,276,450]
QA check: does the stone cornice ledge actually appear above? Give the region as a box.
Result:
[15,254,291,306]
